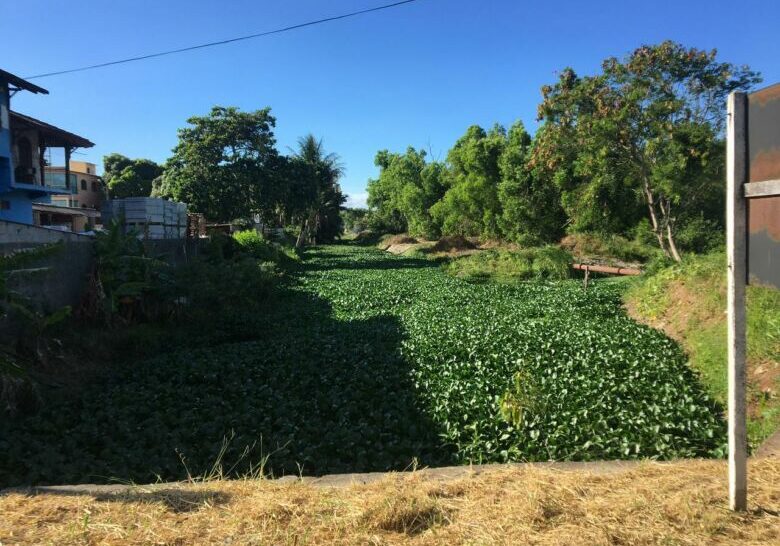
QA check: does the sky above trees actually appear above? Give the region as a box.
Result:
[7,0,780,207]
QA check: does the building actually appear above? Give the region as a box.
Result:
[45,161,105,210]
[0,68,94,225]
[33,202,101,232]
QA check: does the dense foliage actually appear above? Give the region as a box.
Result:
[367,148,447,238]
[103,154,163,199]
[444,246,573,282]
[341,208,370,234]
[535,41,759,260]
[0,245,71,416]
[366,41,760,258]
[114,108,347,246]
[0,246,725,486]
[154,107,282,223]
[287,135,347,247]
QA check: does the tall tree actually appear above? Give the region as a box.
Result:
[535,42,760,260]
[366,148,446,238]
[497,121,565,244]
[290,135,346,247]
[155,107,280,222]
[430,125,505,239]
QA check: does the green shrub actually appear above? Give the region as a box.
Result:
[531,246,572,279]
[674,216,725,254]
[562,233,659,263]
[233,230,282,262]
[352,230,383,246]
[445,246,572,282]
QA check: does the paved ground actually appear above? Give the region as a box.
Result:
[755,428,780,459]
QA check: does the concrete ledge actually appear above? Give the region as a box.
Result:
[755,429,780,459]
[4,432,778,497]
[0,459,657,497]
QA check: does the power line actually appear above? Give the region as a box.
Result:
[26,0,422,80]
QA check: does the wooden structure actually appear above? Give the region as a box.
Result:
[572,263,641,276]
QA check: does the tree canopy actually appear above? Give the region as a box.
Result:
[289,135,346,246]
[534,41,760,259]
[367,147,446,238]
[364,41,761,259]
[155,107,281,223]
[103,154,163,199]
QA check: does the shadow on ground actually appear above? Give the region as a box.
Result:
[0,252,452,487]
[5,485,231,513]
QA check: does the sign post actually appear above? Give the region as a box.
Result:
[726,91,747,512]
[727,83,780,511]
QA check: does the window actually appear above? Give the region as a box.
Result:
[91,181,98,192]
[80,179,87,190]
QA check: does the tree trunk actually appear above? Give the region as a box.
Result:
[310,212,320,245]
[296,218,308,248]
[642,180,669,256]
[659,198,681,262]
[666,222,682,262]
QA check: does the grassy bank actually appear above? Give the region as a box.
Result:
[2,458,779,545]
[624,252,780,448]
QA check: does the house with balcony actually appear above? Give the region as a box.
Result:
[0,68,94,225]
[45,161,105,210]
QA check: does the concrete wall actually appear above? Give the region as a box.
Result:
[0,234,203,313]
[3,241,94,312]
[0,219,93,244]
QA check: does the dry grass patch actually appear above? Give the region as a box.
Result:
[2,459,779,545]
[427,235,476,254]
[379,234,419,250]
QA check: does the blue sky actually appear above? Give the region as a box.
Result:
[6,0,780,208]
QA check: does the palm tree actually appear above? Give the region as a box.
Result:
[292,135,346,247]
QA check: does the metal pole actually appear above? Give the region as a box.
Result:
[726,91,748,511]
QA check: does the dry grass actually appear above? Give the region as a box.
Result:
[427,236,476,254]
[2,459,779,545]
[379,234,420,250]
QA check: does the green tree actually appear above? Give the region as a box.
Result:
[431,125,505,239]
[497,122,565,244]
[366,148,446,238]
[103,154,163,199]
[155,106,280,222]
[290,135,346,247]
[341,208,369,234]
[535,42,760,260]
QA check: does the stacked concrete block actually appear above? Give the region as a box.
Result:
[103,197,188,239]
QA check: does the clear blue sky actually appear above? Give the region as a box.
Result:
[6,0,780,207]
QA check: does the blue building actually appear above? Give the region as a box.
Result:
[0,69,93,224]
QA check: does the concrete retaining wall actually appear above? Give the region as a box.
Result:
[3,242,95,312]
[1,236,204,313]
[0,220,93,245]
